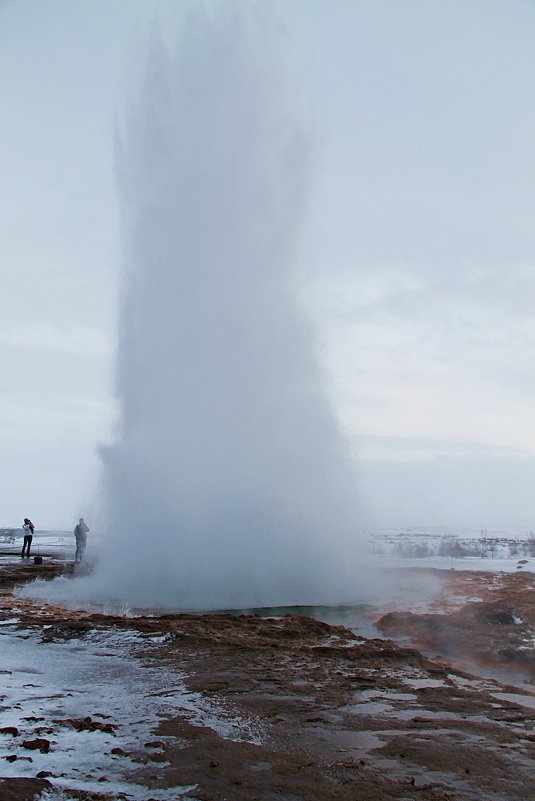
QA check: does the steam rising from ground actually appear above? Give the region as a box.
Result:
[57,9,364,609]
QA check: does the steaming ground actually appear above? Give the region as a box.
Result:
[18,549,440,620]
[66,7,368,610]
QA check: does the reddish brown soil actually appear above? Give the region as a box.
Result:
[377,568,535,681]
[2,559,535,800]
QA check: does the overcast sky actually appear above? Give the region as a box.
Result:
[1,0,534,529]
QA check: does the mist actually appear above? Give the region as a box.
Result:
[62,7,365,610]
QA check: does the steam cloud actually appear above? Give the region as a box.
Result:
[91,9,363,608]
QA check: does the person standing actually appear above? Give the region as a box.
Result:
[74,517,89,563]
[21,518,34,558]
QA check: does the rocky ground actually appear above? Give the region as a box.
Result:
[1,557,535,800]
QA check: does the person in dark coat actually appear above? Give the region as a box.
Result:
[74,517,89,563]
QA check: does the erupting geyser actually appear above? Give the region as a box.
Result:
[95,8,363,609]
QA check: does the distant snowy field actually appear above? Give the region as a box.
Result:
[367,525,535,573]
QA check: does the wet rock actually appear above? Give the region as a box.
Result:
[0,778,53,801]
[472,602,519,625]
[22,738,50,753]
[210,759,220,767]
[0,726,19,737]
[34,727,55,736]
[149,752,168,762]
[144,740,165,748]
[57,716,116,733]
[111,747,127,756]
[36,771,54,778]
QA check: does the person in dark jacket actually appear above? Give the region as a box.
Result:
[74,517,89,563]
[21,518,34,558]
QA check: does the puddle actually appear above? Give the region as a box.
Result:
[404,678,447,689]
[250,761,272,771]
[345,690,418,719]
[264,693,307,701]
[408,727,491,744]
[331,728,385,752]
[358,690,417,702]
[343,703,478,724]
[491,692,535,712]
[348,700,400,716]
[447,675,477,687]
[296,726,386,754]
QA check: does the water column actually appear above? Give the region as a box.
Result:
[97,8,361,609]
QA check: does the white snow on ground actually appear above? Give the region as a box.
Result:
[0,624,264,799]
[381,555,535,573]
